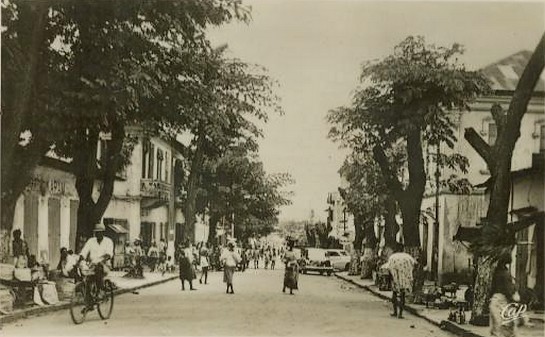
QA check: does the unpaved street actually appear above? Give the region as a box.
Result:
[2,268,454,337]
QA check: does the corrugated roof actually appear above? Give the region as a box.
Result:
[481,50,545,92]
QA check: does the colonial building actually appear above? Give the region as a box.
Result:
[10,127,206,268]
[326,189,355,250]
[11,158,79,268]
[421,50,545,284]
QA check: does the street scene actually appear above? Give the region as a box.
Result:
[1,1,545,337]
[2,268,456,337]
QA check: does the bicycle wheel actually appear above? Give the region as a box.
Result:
[70,282,88,325]
[97,280,114,320]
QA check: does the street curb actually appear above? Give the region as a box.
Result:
[0,275,178,326]
[335,273,485,337]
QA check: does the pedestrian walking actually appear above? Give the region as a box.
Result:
[178,251,196,291]
[489,253,519,337]
[271,253,276,270]
[386,242,415,319]
[253,249,259,269]
[148,242,159,272]
[240,249,247,272]
[199,248,210,285]
[221,242,241,294]
[282,241,299,295]
[264,253,270,269]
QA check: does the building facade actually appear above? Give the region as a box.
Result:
[326,190,355,250]
[10,127,205,268]
[421,50,545,283]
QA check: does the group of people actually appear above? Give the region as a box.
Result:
[176,242,211,291]
[124,238,172,275]
[246,246,281,270]
[176,239,299,296]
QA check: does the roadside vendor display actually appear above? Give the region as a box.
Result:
[0,230,76,315]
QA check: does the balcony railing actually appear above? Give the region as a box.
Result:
[141,179,171,201]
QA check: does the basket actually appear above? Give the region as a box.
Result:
[0,264,14,281]
[55,279,76,301]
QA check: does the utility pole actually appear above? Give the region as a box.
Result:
[433,143,441,282]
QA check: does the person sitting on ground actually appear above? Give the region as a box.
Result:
[57,247,77,278]
[12,229,29,268]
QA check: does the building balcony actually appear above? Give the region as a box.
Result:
[140,179,171,208]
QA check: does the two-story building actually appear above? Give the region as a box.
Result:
[326,188,355,250]
[10,127,207,268]
[420,50,545,285]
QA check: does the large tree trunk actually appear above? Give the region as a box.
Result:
[73,121,125,251]
[184,132,206,244]
[465,34,545,325]
[383,196,399,250]
[0,3,50,262]
[207,212,220,245]
[353,213,364,251]
[350,213,364,276]
[74,129,100,251]
[361,218,377,279]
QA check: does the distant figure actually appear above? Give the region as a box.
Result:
[386,242,416,319]
[270,253,276,270]
[282,241,299,295]
[199,248,210,285]
[253,249,260,269]
[221,242,241,294]
[148,242,159,272]
[158,238,167,254]
[264,253,270,269]
[179,251,196,291]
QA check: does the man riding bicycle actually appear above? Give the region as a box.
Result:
[78,223,114,303]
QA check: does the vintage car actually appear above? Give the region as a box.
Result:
[325,249,351,271]
[299,248,334,276]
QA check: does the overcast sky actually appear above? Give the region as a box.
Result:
[208,0,544,222]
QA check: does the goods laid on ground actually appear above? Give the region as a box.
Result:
[14,268,32,282]
[0,286,15,314]
[0,264,15,281]
[38,281,59,305]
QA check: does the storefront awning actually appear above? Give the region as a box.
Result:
[108,224,129,234]
[453,226,481,242]
[141,198,168,209]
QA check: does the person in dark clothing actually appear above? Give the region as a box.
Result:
[489,252,518,337]
[179,251,196,291]
[12,229,29,267]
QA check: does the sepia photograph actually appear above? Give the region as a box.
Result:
[0,0,544,336]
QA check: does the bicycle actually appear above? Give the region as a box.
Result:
[69,262,115,324]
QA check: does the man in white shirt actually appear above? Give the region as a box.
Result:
[79,223,114,291]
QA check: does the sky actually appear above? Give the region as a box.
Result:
[208,0,544,222]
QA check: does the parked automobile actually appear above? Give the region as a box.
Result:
[300,248,334,276]
[325,249,351,271]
